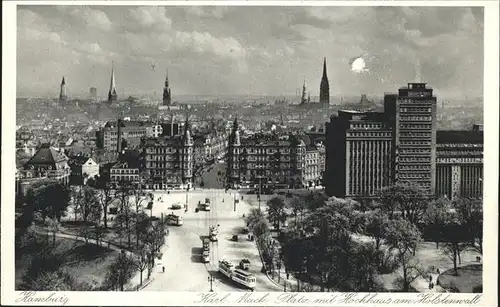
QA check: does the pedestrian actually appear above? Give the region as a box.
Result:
[162,266,165,273]
[437,268,440,274]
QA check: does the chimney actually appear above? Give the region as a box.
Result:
[117,118,122,153]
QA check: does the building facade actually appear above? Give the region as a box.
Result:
[226,120,308,189]
[141,123,194,190]
[304,143,325,187]
[385,83,437,196]
[110,161,140,186]
[97,120,160,151]
[325,110,393,198]
[324,83,482,200]
[21,144,71,186]
[69,156,100,185]
[435,128,483,200]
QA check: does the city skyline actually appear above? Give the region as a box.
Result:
[17,6,484,99]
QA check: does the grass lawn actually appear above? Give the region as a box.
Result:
[437,264,482,293]
[16,236,118,289]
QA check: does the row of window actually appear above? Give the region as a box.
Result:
[350,124,383,129]
[400,107,432,112]
[400,116,432,121]
[347,132,391,137]
[111,169,139,174]
[110,175,139,181]
[400,124,431,129]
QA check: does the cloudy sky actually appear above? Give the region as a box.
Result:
[16,5,484,99]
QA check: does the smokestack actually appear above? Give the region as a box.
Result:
[117,118,122,154]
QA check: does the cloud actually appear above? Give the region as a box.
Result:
[63,7,113,31]
[127,7,172,29]
[16,6,484,97]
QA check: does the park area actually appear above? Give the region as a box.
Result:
[16,234,119,290]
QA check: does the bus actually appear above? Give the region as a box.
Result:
[231,268,256,290]
[166,213,183,226]
[218,260,234,278]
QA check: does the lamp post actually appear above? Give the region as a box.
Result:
[208,274,215,292]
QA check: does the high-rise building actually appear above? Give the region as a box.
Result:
[325,110,393,198]
[59,76,68,103]
[89,87,97,98]
[163,70,172,106]
[319,58,330,105]
[385,83,437,196]
[107,64,117,103]
[325,83,481,200]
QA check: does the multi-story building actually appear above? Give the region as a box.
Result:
[141,122,194,190]
[435,127,483,199]
[325,83,482,200]
[325,110,393,198]
[193,132,228,169]
[20,144,71,186]
[226,119,308,189]
[96,120,161,151]
[385,83,437,195]
[304,142,325,188]
[110,161,140,186]
[69,156,100,185]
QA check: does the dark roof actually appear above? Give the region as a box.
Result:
[437,130,483,144]
[26,144,68,166]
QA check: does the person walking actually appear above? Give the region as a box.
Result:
[162,266,165,273]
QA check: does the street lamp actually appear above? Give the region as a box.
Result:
[208,274,215,292]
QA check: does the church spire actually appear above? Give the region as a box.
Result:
[163,68,172,106]
[59,76,68,103]
[301,79,307,105]
[108,62,117,103]
[320,57,330,105]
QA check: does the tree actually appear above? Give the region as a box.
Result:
[25,180,71,222]
[453,197,483,254]
[46,217,60,247]
[378,183,427,223]
[423,198,454,248]
[143,220,168,278]
[253,218,271,238]
[96,178,113,228]
[28,270,77,291]
[104,251,137,291]
[115,184,133,247]
[362,209,390,250]
[245,208,266,229]
[384,218,423,291]
[75,186,102,224]
[287,196,306,224]
[305,192,328,212]
[134,247,150,285]
[266,196,287,232]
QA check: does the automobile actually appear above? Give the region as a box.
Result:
[171,203,182,210]
[239,259,250,270]
[231,234,238,242]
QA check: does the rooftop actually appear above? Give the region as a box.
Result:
[26,144,68,166]
[437,130,483,144]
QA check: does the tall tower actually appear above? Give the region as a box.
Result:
[163,70,172,106]
[300,80,307,105]
[108,63,117,103]
[59,76,68,103]
[320,57,330,105]
[386,83,437,196]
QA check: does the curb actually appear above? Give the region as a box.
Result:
[254,237,285,291]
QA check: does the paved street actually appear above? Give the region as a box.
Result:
[142,189,280,292]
